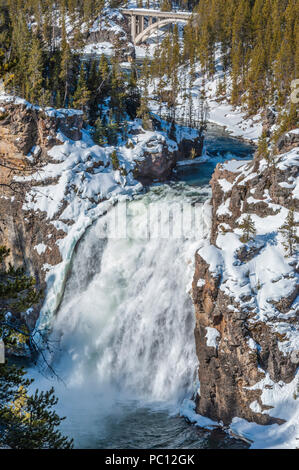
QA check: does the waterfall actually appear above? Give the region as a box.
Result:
[48,183,210,404]
[31,182,211,446]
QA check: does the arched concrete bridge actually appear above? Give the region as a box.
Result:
[121,8,192,45]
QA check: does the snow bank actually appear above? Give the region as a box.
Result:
[231,371,299,449]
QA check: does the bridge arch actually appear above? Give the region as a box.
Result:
[121,9,192,45]
[134,18,187,45]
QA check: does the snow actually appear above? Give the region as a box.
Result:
[205,327,220,349]
[217,198,232,216]
[217,178,233,193]
[249,401,262,414]
[222,159,249,173]
[197,279,205,288]
[122,8,191,16]
[34,243,47,255]
[230,371,299,449]
[180,399,220,430]
[197,242,223,276]
[275,147,299,200]
[83,42,114,57]
[207,98,262,141]
[247,338,261,352]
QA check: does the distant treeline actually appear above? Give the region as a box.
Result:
[184,0,298,116]
[0,0,298,136]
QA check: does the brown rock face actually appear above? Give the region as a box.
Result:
[0,103,83,327]
[0,102,83,158]
[192,253,293,426]
[0,197,64,328]
[175,135,205,161]
[192,139,299,427]
[133,144,177,183]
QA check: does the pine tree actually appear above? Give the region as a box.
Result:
[0,382,73,449]
[161,0,171,12]
[98,54,109,84]
[93,117,107,146]
[0,247,73,449]
[257,132,270,161]
[97,53,110,100]
[27,36,44,105]
[110,149,120,171]
[137,88,152,130]
[59,11,72,107]
[110,55,126,124]
[72,24,85,51]
[239,215,256,243]
[10,16,32,97]
[87,60,100,122]
[279,209,299,257]
[72,64,91,114]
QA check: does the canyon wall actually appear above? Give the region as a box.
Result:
[192,125,299,427]
[0,101,85,325]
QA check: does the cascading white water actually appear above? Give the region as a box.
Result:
[49,183,211,410]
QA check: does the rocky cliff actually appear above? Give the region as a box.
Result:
[0,99,86,326]
[192,127,299,438]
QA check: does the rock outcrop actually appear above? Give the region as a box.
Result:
[192,131,299,427]
[133,134,177,183]
[175,134,205,162]
[133,120,205,183]
[0,100,83,156]
[0,102,82,325]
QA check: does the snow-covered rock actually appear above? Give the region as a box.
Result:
[192,132,299,448]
